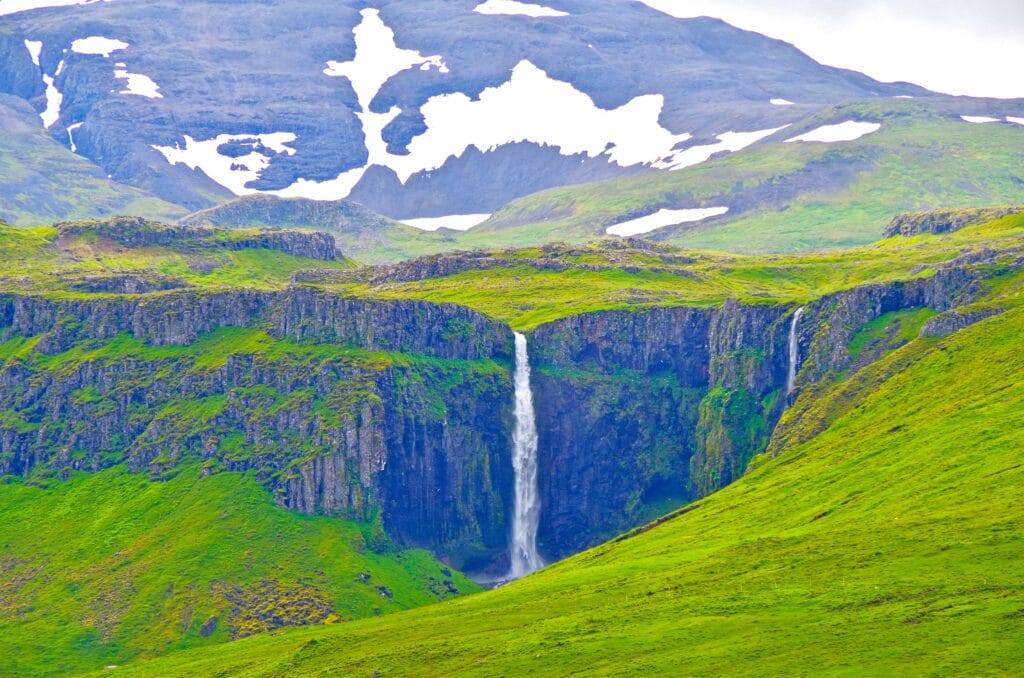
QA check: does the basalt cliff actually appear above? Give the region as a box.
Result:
[1,219,1008,573]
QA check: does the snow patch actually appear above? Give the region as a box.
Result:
[770,98,794,106]
[400,214,492,232]
[324,9,447,111]
[607,207,729,237]
[785,121,881,143]
[153,133,297,195]
[661,127,787,171]
[114,69,162,98]
[376,60,692,183]
[24,39,42,66]
[40,73,62,128]
[71,36,128,56]
[961,115,999,124]
[1007,117,1024,126]
[473,0,568,18]
[0,0,115,16]
[66,121,83,151]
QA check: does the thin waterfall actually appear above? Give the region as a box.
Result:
[508,332,543,579]
[786,307,805,396]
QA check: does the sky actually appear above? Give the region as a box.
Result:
[636,0,1024,99]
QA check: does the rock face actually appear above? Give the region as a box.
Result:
[58,217,340,261]
[0,288,514,571]
[883,207,1023,238]
[528,301,791,559]
[793,268,982,387]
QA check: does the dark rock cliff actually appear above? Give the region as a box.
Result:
[883,206,1022,238]
[0,288,514,571]
[0,261,1007,570]
[528,301,791,560]
[791,268,982,388]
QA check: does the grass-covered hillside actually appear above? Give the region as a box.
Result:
[427,100,1024,258]
[0,467,477,676]
[0,96,188,227]
[349,208,1024,329]
[105,251,1024,676]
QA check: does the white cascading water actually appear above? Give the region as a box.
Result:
[508,332,544,579]
[786,307,805,396]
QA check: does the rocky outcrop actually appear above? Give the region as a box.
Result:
[0,289,514,571]
[528,301,791,560]
[0,288,508,360]
[921,306,1004,337]
[66,273,191,294]
[792,268,981,387]
[884,207,1022,238]
[57,216,340,261]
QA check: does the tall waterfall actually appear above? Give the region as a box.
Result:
[508,332,543,579]
[786,307,805,396]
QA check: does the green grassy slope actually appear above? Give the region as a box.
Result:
[351,211,1024,329]
[0,466,478,676]
[0,96,187,226]
[0,222,355,294]
[444,100,1024,256]
[106,275,1024,676]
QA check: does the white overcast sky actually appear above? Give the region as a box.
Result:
[637,0,1024,99]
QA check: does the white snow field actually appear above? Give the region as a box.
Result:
[400,214,493,232]
[40,73,62,128]
[770,98,794,106]
[473,0,569,18]
[114,69,162,98]
[606,207,730,237]
[960,116,999,124]
[785,121,881,143]
[24,39,42,66]
[70,36,128,56]
[659,127,787,170]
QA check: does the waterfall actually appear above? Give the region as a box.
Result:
[786,307,805,396]
[508,332,543,579]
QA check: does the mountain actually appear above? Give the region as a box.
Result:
[0,0,926,223]
[0,93,185,225]
[2,208,1023,673]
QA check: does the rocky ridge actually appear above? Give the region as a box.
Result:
[58,216,340,261]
